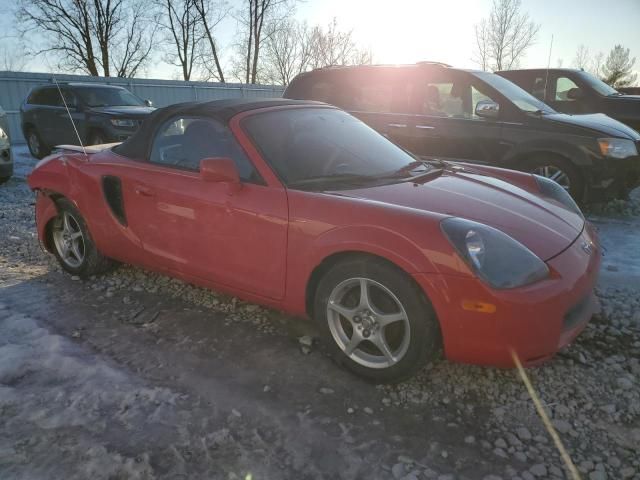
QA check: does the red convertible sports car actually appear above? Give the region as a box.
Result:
[27,99,601,382]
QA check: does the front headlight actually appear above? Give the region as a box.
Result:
[0,126,7,139]
[534,174,583,217]
[597,138,637,159]
[110,118,136,128]
[441,217,549,289]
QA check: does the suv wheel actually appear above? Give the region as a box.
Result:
[89,130,107,145]
[26,128,49,159]
[523,154,584,202]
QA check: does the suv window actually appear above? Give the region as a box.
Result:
[76,87,144,107]
[149,116,259,182]
[554,76,580,101]
[28,88,61,106]
[304,73,410,114]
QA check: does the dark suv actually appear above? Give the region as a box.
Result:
[21,83,155,159]
[497,69,640,132]
[284,63,640,202]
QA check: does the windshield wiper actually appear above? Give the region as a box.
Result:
[288,173,377,187]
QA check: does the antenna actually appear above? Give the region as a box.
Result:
[51,73,87,158]
[543,34,554,103]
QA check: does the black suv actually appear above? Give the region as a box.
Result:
[497,68,640,132]
[284,63,640,202]
[21,83,155,159]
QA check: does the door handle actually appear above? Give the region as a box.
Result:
[134,185,155,197]
[388,123,407,128]
[416,125,435,130]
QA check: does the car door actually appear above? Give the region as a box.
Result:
[122,115,289,299]
[409,70,503,163]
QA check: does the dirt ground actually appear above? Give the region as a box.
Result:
[1,146,639,480]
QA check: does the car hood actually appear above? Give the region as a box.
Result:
[545,112,640,139]
[329,169,584,261]
[88,106,155,117]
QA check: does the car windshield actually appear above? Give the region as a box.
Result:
[76,87,145,107]
[474,72,555,114]
[243,108,438,189]
[576,71,619,96]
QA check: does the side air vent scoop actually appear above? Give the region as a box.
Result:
[102,175,127,226]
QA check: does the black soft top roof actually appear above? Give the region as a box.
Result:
[113,98,323,159]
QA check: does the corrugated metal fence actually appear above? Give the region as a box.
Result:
[0,71,284,144]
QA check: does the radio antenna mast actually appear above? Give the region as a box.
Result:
[543,34,554,102]
[51,73,87,158]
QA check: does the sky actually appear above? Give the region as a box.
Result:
[1,0,639,82]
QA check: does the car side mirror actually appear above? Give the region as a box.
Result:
[475,99,500,119]
[200,158,241,191]
[144,99,153,107]
[567,87,584,100]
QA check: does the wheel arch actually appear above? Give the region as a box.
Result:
[304,250,436,320]
[502,138,591,169]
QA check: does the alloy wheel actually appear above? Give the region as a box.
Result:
[52,211,86,269]
[326,277,411,369]
[28,132,40,157]
[532,165,571,192]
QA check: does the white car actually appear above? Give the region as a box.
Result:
[0,106,12,184]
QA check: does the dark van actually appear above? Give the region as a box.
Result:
[497,68,640,132]
[284,63,640,202]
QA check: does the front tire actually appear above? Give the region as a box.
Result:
[522,154,585,202]
[89,130,107,146]
[313,256,441,383]
[26,128,49,159]
[50,198,114,278]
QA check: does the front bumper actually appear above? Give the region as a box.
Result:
[413,223,601,367]
[103,120,144,142]
[588,153,640,201]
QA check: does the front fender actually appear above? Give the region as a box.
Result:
[34,192,58,252]
[502,138,593,168]
[309,224,439,275]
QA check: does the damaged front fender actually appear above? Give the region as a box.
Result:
[34,191,59,252]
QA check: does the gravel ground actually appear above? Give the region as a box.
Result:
[1,147,639,480]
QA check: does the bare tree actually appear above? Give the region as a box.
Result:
[160,0,202,81]
[262,19,304,85]
[472,0,540,71]
[233,0,295,84]
[573,44,590,69]
[261,18,373,86]
[17,0,156,77]
[591,51,605,77]
[306,19,366,69]
[192,0,228,82]
[601,45,637,88]
[1,46,29,71]
[113,3,159,77]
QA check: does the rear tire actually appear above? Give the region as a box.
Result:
[50,198,114,278]
[26,128,49,159]
[521,153,585,202]
[313,256,442,383]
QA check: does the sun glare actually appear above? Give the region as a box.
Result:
[324,0,487,67]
